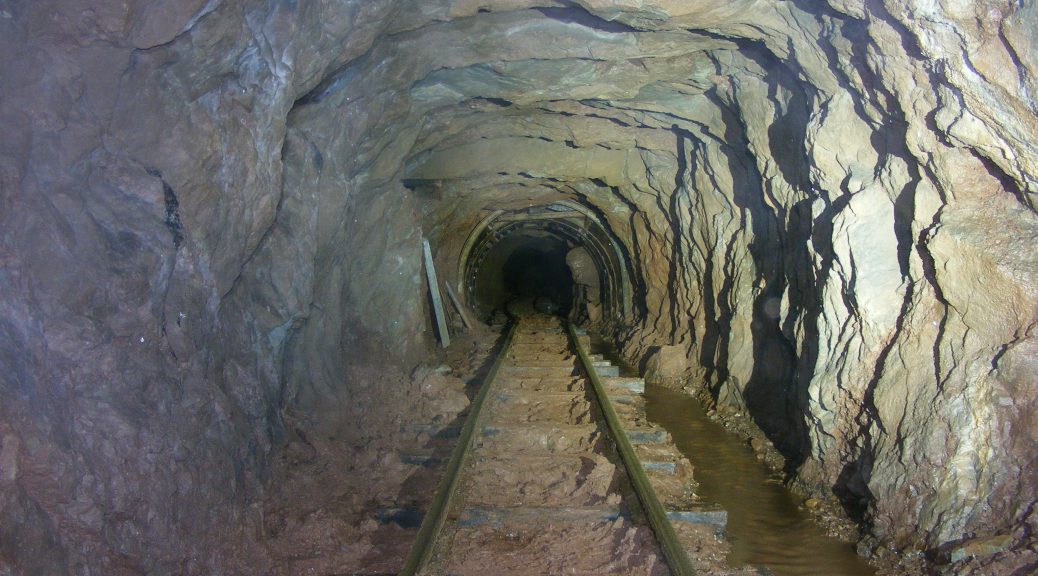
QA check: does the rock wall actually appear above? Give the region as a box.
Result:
[1,0,1035,573]
[607,3,1038,560]
[0,0,414,572]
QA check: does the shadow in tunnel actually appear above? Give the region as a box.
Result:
[680,43,814,483]
[471,233,576,320]
[501,244,574,317]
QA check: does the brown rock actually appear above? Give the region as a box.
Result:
[2,0,1036,573]
[644,345,689,388]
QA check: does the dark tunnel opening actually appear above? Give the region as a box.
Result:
[471,232,576,319]
[501,242,575,316]
[460,203,632,327]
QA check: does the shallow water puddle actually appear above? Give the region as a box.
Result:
[643,385,876,576]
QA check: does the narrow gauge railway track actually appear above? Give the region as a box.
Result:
[400,313,711,576]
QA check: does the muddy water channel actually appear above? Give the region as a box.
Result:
[643,385,876,576]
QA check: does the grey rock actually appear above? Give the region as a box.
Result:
[1,0,1036,572]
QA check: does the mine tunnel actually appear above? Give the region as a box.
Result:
[459,202,631,323]
[474,231,577,317]
[2,1,1037,575]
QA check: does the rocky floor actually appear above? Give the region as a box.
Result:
[253,328,501,575]
[425,315,668,575]
[204,312,1032,576]
[418,313,755,576]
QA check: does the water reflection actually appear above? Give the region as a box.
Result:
[643,386,876,576]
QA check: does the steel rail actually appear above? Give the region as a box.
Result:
[399,323,518,576]
[566,323,698,576]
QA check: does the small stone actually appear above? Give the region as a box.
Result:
[644,345,688,388]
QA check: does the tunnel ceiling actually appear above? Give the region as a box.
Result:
[313,4,758,203]
[292,0,1036,212]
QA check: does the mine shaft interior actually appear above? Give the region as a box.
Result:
[476,233,575,318]
[2,1,1037,575]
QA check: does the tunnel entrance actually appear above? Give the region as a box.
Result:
[500,239,574,316]
[471,231,576,319]
[458,201,633,325]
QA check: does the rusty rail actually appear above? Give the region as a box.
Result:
[399,323,517,575]
[567,323,697,576]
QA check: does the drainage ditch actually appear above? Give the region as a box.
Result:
[643,386,876,576]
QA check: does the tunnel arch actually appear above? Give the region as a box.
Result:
[458,200,633,323]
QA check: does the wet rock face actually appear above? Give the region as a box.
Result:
[1,0,1036,573]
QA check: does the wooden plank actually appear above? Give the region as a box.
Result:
[422,239,450,348]
[440,288,457,332]
[444,282,473,329]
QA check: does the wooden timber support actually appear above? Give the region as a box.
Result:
[444,282,473,330]
[422,238,450,348]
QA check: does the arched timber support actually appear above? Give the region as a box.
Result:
[458,201,633,322]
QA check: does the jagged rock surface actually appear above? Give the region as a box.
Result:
[1,0,1035,574]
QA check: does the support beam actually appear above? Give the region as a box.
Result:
[444,282,473,329]
[423,238,450,348]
